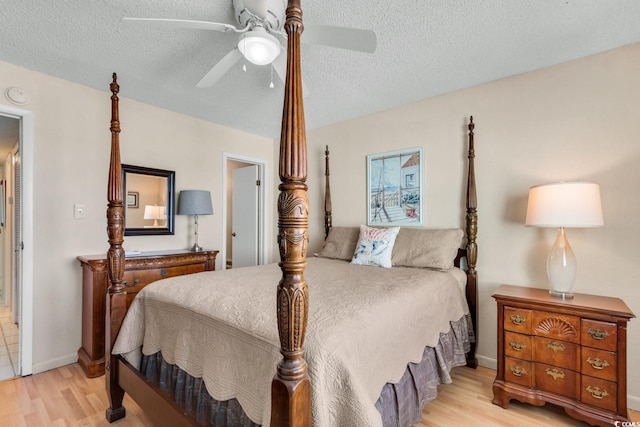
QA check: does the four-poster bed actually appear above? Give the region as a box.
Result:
[103,2,478,426]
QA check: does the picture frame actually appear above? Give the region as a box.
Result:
[127,191,139,208]
[367,147,423,226]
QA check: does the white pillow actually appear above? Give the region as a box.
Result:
[351,225,400,268]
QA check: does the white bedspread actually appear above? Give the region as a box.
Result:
[112,257,469,427]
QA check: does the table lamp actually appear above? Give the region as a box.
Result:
[178,190,213,252]
[143,205,166,227]
[525,182,603,298]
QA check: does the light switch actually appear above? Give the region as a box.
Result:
[74,204,86,219]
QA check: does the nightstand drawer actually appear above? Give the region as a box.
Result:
[581,376,617,412]
[581,347,617,382]
[532,311,580,344]
[505,332,531,359]
[505,357,532,387]
[532,337,579,370]
[504,307,532,334]
[534,363,578,399]
[582,319,617,352]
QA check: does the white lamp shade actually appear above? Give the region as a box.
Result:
[238,29,281,65]
[143,205,166,220]
[178,190,213,216]
[525,182,603,228]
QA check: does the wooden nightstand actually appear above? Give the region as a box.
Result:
[77,249,218,377]
[492,285,634,426]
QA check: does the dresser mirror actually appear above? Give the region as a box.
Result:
[122,164,175,236]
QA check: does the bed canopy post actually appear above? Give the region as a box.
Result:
[104,73,127,421]
[324,145,332,238]
[465,116,478,368]
[271,1,312,426]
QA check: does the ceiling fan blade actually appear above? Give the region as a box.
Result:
[196,49,244,88]
[123,17,240,33]
[302,25,376,53]
[272,51,309,98]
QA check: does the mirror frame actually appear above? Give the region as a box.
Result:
[122,164,175,236]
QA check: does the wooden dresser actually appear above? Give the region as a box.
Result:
[77,249,218,377]
[492,285,634,426]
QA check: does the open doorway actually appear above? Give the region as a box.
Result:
[0,114,19,380]
[222,153,268,270]
[0,105,33,380]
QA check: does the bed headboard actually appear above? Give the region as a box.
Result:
[321,117,478,368]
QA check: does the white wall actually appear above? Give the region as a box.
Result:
[0,61,275,374]
[306,42,640,409]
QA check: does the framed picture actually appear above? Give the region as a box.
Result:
[367,147,423,226]
[127,191,139,208]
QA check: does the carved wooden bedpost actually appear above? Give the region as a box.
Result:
[465,116,479,369]
[105,73,128,422]
[324,145,332,238]
[271,1,312,426]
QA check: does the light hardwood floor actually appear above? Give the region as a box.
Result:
[0,363,638,426]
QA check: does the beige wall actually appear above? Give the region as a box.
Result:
[1,40,638,408]
[0,61,275,374]
[306,42,640,408]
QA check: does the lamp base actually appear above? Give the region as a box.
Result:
[549,289,574,299]
[546,227,577,301]
[189,244,203,252]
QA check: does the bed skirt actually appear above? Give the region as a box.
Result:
[138,314,473,427]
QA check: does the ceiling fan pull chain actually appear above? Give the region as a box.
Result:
[269,65,274,88]
[242,36,247,72]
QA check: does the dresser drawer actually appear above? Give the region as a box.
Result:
[123,264,205,291]
[532,311,580,344]
[534,363,578,399]
[582,319,617,352]
[504,307,532,334]
[581,347,617,382]
[505,357,532,387]
[581,376,617,412]
[505,332,531,359]
[532,337,579,370]
[123,264,206,306]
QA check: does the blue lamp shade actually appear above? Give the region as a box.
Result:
[178,190,213,216]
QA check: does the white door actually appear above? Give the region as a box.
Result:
[231,165,259,268]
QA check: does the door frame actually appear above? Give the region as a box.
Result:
[221,153,268,270]
[0,104,34,376]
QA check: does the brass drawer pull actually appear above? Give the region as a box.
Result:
[509,341,526,351]
[587,328,610,340]
[545,368,565,380]
[546,341,566,353]
[586,385,609,399]
[587,357,610,370]
[122,278,140,288]
[510,366,526,377]
[510,314,527,325]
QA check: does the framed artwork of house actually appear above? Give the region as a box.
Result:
[367,147,423,226]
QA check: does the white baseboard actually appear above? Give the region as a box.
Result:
[629,395,640,412]
[31,353,77,375]
[476,353,497,370]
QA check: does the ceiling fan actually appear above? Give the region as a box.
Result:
[123,0,376,90]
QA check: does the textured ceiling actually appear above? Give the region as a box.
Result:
[1,1,640,138]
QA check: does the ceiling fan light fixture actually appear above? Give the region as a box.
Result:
[238,29,280,65]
